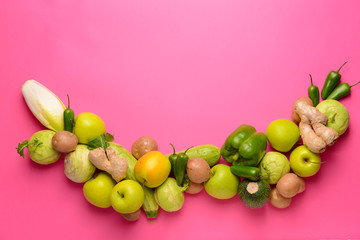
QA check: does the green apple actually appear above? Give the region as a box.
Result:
[289,145,321,177]
[73,112,106,144]
[204,164,240,199]
[83,172,116,208]
[266,119,300,152]
[110,180,144,214]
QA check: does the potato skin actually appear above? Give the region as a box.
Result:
[131,136,158,160]
[270,188,291,209]
[276,173,305,198]
[121,209,141,221]
[51,130,78,153]
[185,181,204,194]
[186,157,211,184]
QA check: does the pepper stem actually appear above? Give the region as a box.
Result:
[350,81,360,88]
[309,74,313,86]
[336,61,348,73]
[67,94,71,109]
[170,143,176,154]
[184,146,194,155]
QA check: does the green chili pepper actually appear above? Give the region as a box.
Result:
[174,146,193,186]
[63,94,75,132]
[321,61,348,99]
[326,81,360,100]
[230,165,260,181]
[308,74,320,107]
[169,143,178,174]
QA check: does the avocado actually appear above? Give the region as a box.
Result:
[238,179,271,209]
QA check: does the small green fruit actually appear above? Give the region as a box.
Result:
[266,119,300,152]
[316,99,349,135]
[73,112,106,144]
[83,172,116,208]
[111,180,144,214]
[290,145,321,177]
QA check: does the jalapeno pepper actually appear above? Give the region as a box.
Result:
[169,143,178,173]
[321,61,348,99]
[326,81,360,100]
[230,165,260,181]
[308,74,319,107]
[174,146,193,186]
[170,144,193,186]
[63,94,75,132]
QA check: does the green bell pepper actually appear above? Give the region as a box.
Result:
[220,124,267,166]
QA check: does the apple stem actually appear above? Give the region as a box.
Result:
[117,190,124,198]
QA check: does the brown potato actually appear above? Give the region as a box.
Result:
[131,136,158,159]
[276,173,305,198]
[51,130,78,153]
[121,209,141,221]
[270,188,292,209]
[185,181,203,194]
[186,157,211,184]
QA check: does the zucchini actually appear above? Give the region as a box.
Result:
[142,186,159,218]
[165,144,220,166]
[238,179,271,209]
[109,142,158,218]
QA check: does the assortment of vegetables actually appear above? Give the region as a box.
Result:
[16,62,357,221]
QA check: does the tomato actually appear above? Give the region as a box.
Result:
[73,112,106,144]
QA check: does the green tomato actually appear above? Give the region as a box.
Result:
[266,119,300,153]
[73,112,106,144]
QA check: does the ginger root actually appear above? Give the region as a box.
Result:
[88,147,128,182]
[293,97,339,153]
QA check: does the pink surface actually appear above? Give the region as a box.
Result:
[1,0,360,239]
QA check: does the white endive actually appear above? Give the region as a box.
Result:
[22,80,66,131]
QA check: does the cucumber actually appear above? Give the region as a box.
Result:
[142,186,159,218]
[165,144,220,166]
[238,179,271,209]
[108,142,158,218]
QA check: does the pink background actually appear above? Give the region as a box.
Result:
[1,0,360,239]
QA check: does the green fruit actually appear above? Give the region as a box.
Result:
[28,130,61,164]
[154,178,186,212]
[238,179,271,209]
[266,119,300,152]
[73,112,106,144]
[289,145,321,177]
[110,180,144,214]
[64,144,96,183]
[316,99,349,135]
[204,164,240,199]
[259,151,290,184]
[83,172,116,208]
